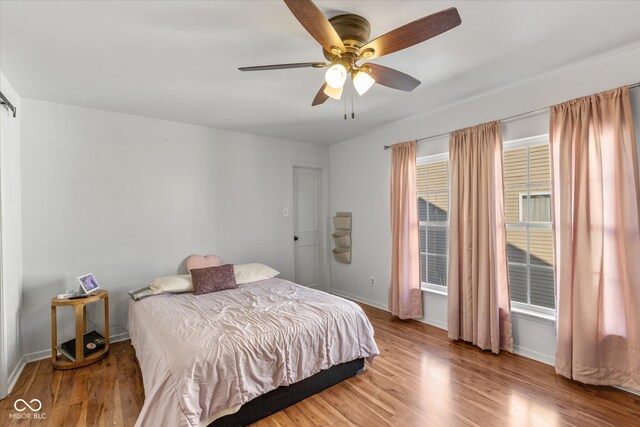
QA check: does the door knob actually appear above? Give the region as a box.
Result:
[294,236,299,241]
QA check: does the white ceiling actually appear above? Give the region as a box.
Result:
[1,1,639,144]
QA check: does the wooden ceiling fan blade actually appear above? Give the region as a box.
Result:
[312,83,329,106]
[239,62,326,71]
[360,7,461,60]
[365,63,421,92]
[283,0,345,54]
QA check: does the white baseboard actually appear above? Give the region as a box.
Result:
[329,288,449,331]
[414,322,557,366]
[507,346,639,396]
[23,349,50,363]
[327,288,388,311]
[24,331,130,363]
[6,356,26,395]
[109,331,130,344]
[328,288,561,368]
[418,317,447,330]
[617,386,640,396]
[512,344,555,366]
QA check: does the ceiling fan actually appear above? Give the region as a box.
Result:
[239,0,462,106]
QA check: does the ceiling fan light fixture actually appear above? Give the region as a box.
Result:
[323,84,343,100]
[353,70,375,95]
[325,64,348,89]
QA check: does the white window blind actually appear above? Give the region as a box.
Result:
[416,155,449,289]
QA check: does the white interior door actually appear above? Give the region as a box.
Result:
[293,167,324,290]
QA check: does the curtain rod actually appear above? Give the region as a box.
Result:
[383,81,640,150]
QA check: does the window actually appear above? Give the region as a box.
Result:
[518,191,551,223]
[519,192,552,222]
[416,154,449,290]
[504,135,555,312]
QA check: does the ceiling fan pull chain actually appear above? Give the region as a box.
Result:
[351,87,355,119]
[344,92,347,120]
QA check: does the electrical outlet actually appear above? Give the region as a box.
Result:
[370,276,375,286]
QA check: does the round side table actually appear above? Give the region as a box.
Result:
[50,290,110,369]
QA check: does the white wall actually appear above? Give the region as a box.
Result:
[0,71,23,398]
[20,100,328,358]
[328,47,640,365]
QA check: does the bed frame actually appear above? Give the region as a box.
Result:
[210,358,365,426]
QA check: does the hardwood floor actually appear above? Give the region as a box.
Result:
[2,304,639,426]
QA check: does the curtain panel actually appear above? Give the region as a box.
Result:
[447,122,513,354]
[389,141,423,319]
[550,86,640,389]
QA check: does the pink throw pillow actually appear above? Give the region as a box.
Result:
[186,254,222,273]
[190,264,237,295]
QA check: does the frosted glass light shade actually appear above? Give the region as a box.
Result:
[353,71,375,95]
[323,84,343,100]
[325,64,347,89]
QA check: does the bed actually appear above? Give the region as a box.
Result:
[128,277,380,427]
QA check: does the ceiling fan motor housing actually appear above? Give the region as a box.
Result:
[323,14,371,63]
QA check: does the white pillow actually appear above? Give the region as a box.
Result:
[129,286,155,300]
[149,274,193,294]
[234,263,279,284]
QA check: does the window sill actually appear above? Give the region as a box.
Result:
[511,305,555,322]
[421,285,448,296]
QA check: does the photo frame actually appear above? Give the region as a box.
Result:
[77,273,100,294]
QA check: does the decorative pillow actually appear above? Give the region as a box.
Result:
[149,274,193,294]
[191,264,238,295]
[186,254,222,273]
[233,263,280,285]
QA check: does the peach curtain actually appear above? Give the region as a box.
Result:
[389,141,423,319]
[447,122,513,354]
[550,86,640,388]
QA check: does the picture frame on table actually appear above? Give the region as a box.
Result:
[77,273,100,294]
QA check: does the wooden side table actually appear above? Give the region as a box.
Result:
[51,290,110,369]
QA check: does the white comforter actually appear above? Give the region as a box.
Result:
[128,278,379,427]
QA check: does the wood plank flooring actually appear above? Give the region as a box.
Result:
[2,303,639,426]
